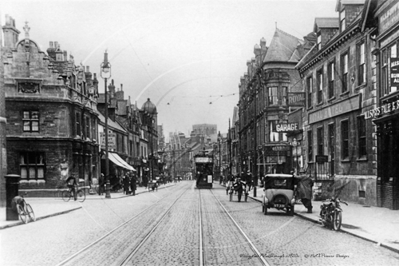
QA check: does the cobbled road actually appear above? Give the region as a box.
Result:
[1,181,398,266]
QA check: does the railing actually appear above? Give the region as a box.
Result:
[308,161,334,181]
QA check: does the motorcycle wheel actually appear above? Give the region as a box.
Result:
[333,211,342,231]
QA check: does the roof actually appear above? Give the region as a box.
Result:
[314,17,339,32]
[141,98,157,114]
[97,112,126,132]
[263,28,303,63]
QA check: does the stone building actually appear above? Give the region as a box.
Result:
[238,29,309,182]
[296,0,378,206]
[363,0,399,210]
[3,18,100,195]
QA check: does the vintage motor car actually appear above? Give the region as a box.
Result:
[262,174,296,215]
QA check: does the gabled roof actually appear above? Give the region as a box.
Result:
[263,28,303,63]
[97,112,126,133]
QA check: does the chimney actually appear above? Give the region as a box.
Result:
[108,79,116,98]
[3,15,20,49]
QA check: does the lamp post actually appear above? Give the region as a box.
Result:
[100,50,111,199]
[218,131,222,183]
[292,138,299,174]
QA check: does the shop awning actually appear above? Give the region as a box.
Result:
[108,153,136,171]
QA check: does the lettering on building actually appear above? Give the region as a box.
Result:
[276,123,299,132]
[363,100,399,120]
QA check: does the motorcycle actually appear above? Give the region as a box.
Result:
[319,197,348,231]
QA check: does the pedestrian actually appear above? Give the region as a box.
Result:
[295,174,314,213]
[99,173,104,195]
[130,172,137,196]
[123,173,130,195]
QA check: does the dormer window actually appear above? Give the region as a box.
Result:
[340,9,346,32]
[317,33,322,50]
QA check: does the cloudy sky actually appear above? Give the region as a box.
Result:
[2,0,337,139]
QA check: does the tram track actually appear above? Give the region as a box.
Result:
[205,188,270,266]
[56,183,189,266]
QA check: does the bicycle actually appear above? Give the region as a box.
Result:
[62,185,86,202]
[13,195,36,224]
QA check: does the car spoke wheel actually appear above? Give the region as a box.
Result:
[333,211,342,231]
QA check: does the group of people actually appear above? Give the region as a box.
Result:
[97,171,138,196]
[224,170,314,213]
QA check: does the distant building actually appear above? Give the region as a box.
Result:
[192,124,217,142]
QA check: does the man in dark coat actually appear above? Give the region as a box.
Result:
[130,172,137,196]
[123,173,130,195]
[295,174,314,213]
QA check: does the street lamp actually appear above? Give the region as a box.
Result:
[218,131,222,183]
[100,50,111,199]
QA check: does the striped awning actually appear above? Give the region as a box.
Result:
[108,152,136,171]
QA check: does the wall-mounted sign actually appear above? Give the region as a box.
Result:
[276,123,299,132]
[288,92,305,106]
[195,157,213,163]
[363,99,399,119]
[100,132,116,150]
[309,94,360,124]
[264,145,290,152]
[391,58,399,85]
[380,1,399,34]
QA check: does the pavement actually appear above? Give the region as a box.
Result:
[247,187,399,254]
[0,182,176,230]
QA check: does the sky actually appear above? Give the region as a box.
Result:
[1,0,338,139]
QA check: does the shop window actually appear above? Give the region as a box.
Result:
[308,130,313,162]
[341,52,349,93]
[307,76,313,108]
[317,68,324,104]
[328,60,335,99]
[357,42,366,85]
[20,152,45,180]
[357,116,367,158]
[341,119,349,160]
[22,111,39,132]
[317,126,324,155]
[268,87,278,105]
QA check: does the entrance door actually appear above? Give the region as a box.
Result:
[328,123,335,177]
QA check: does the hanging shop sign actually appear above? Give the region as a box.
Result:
[276,123,299,132]
[288,92,305,107]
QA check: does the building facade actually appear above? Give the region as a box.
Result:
[297,0,378,206]
[3,19,100,195]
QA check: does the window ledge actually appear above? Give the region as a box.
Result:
[307,106,314,111]
[341,159,351,163]
[327,96,336,103]
[340,91,350,97]
[316,102,323,107]
[357,157,368,162]
[355,83,367,91]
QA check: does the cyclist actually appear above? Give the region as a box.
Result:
[66,176,77,201]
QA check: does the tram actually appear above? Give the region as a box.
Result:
[194,152,214,189]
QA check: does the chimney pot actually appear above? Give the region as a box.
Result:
[86,66,90,72]
[121,84,123,91]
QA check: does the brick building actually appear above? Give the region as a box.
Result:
[296,0,378,206]
[3,18,100,195]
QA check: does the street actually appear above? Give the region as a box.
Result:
[1,182,398,266]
